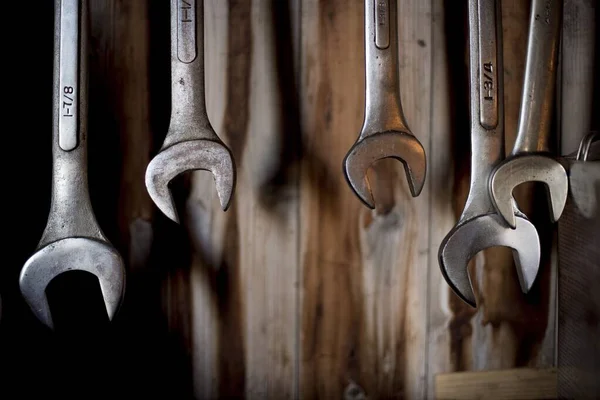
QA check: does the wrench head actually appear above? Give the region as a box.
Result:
[343,131,426,208]
[438,213,541,307]
[490,155,568,228]
[145,140,236,223]
[20,238,126,329]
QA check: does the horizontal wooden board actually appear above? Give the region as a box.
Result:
[435,368,557,400]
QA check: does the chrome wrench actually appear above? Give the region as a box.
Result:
[20,0,126,329]
[343,0,427,208]
[145,0,236,223]
[489,0,568,228]
[439,0,541,307]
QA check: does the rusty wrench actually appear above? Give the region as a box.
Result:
[145,0,236,223]
[20,0,126,329]
[343,0,426,208]
[438,0,541,307]
[489,0,568,228]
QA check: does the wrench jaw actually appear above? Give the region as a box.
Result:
[438,213,541,307]
[145,140,236,223]
[343,131,427,208]
[19,238,126,330]
[490,155,568,229]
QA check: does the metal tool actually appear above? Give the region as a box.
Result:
[20,0,126,329]
[438,0,541,307]
[343,0,426,208]
[145,0,236,223]
[489,0,568,229]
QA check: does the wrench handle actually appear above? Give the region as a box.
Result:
[513,0,563,155]
[465,0,505,210]
[360,0,411,137]
[58,0,80,151]
[43,0,105,245]
[167,0,216,143]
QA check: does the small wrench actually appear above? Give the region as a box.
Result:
[20,0,126,329]
[439,0,541,307]
[489,0,568,229]
[343,0,426,208]
[145,0,236,223]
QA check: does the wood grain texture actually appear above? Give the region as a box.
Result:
[427,0,463,395]
[435,367,557,400]
[186,0,299,398]
[299,0,431,398]
[557,1,598,398]
[560,0,597,154]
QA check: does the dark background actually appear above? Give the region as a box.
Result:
[0,1,194,398]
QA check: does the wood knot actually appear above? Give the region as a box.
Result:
[344,381,367,400]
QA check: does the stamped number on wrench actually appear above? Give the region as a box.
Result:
[478,0,498,129]
[59,0,79,151]
[177,0,197,63]
[375,0,390,49]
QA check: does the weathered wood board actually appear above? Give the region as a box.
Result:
[435,367,558,400]
[186,0,300,398]
[299,0,431,398]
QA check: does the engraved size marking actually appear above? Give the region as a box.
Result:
[59,0,79,151]
[482,62,494,100]
[63,86,75,118]
[375,0,390,49]
[177,0,197,63]
[477,0,498,129]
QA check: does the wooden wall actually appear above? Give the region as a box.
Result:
[0,0,596,399]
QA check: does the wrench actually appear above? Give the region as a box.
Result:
[145,0,236,223]
[489,0,567,229]
[20,0,126,329]
[343,0,426,208]
[438,0,541,307]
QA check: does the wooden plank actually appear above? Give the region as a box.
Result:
[187,0,299,398]
[426,0,461,395]
[435,368,558,400]
[560,0,597,154]
[186,2,229,397]
[557,2,598,398]
[299,0,431,397]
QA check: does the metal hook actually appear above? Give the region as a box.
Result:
[576,131,599,162]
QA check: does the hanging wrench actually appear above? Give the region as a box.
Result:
[439,0,541,307]
[343,0,426,208]
[20,0,126,329]
[489,0,567,228]
[145,0,236,223]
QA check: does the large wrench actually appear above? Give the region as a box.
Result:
[145,0,236,223]
[438,0,541,307]
[20,0,126,329]
[343,0,426,208]
[489,0,567,228]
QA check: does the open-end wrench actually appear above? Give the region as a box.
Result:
[20,0,126,329]
[489,0,567,229]
[439,0,541,307]
[343,0,426,208]
[145,0,236,223]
